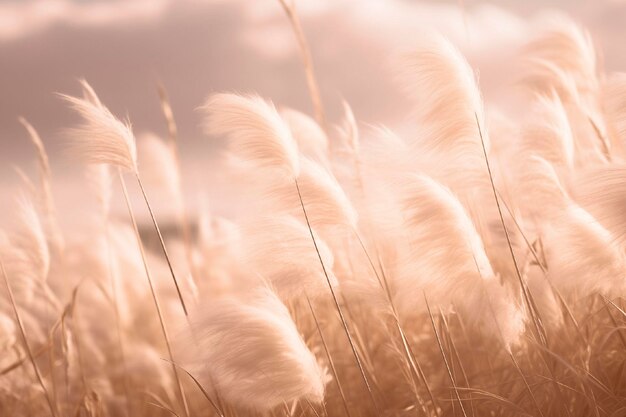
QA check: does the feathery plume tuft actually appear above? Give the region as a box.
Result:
[522,15,598,100]
[203,93,300,177]
[543,203,625,295]
[281,108,328,164]
[400,34,489,193]
[395,175,524,346]
[602,73,626,153]
[338,100,359,155]
[18,118,64,253]
[12,196,51,285]
[519,93,575,172]
[264,158,358,231]
[574,166,626,246]
[515,156,569,219]
[61,81,138,171]
[183,288,327,410]
[239,216,337,300]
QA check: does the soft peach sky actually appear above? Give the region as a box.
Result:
[1,0,625,225]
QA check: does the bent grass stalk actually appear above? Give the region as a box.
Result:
[134,171,189,316]
[495,182,600,415]
[305,294,352,417]
[103,218,132,417]
[118,170,190,417]
[1,259,58,417]
[587,115,612,162]
[164,359,225,417]
[156,82,198,292]
[424,294,468,417]
[294,178,379,415]
[347,125,440,414]
[352,230,439,416]
[277,0,327,133]
[438,312,474,417]
[475,114,577,417]
[474,113,547,346]
[19,117,64,253]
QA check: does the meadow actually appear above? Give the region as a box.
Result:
[1,4,626,417]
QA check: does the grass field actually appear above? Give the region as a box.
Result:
[1,3,626,417]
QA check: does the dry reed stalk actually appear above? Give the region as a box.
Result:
[276,0,327,133]
[165,360,224,417]
[438,312,475,417]
[352,231,440,415]
[343,117,442,413]
[496,184,602,415]
[337,293,379,387]
[474,113,548,346]
[156,82,198,290]
[477,117,576,416]
[68,286,89,394]
[134,172,189,316]
[118,170,190,417]
[424,294,468,417]
[156,81,179,148]
[102,220,132,417]
[304,398,321,417]
[63,83,189,317]
[1,258,58,417]
[587,116,612,162]
[294,178,379,415]
[18,118,64,253]
[508,351,545,417]
[496,190,594,351]
[305,294,351,417]
[147,401,182,417]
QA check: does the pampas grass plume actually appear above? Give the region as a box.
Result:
[203,93,300,178]
[239,216,337,300]
[183,288,327,410]
[61,81,138,171]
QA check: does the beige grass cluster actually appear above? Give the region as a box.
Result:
[2,9,626,417]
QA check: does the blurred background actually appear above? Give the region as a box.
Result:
[0,0,625,227]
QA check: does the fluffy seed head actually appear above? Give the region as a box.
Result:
[400,34,489,193]
[183,288,327,410]
[203,93,300,177]
[61,80,138,171]
[239,216,337,300]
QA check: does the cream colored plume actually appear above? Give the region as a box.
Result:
[395,175,524,346]
[400,34,489,194]
[543,203,625,296]
[520,16,608,164]
[514,156,569,221]
[574,166,626,247]
[602,73,626,156]
[519,93,575,173]
[12,196,50,284]
[264,158,358,231]
[239,216,337,300]
[517,162,626,295]
[280,108,329,164]
[338,100,359,155]
[522,15,598,100]
[183,288,327,410]
[203,93,300,177]
[18,118,64,253]
[61,81,138,171]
